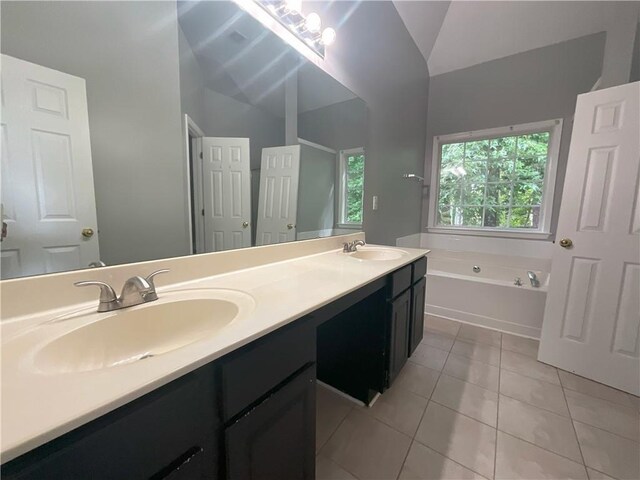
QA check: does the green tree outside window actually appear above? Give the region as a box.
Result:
[345,153,364,224]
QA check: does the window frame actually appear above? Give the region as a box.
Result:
[428,119,563,239]
[337,147,365,228]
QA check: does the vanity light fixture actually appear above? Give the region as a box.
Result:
[245,0,337,58]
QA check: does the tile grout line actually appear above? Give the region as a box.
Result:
[572,418,640,445]
[493,333,502,480]
[395,324,455,480]
[559,371,589,470]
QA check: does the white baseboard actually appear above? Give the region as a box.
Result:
[425,304,541,339]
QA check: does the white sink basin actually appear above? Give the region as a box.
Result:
[32,289,254,374]
[347,247,408,261]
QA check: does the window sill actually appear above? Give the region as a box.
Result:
[335,224,362,230]
[427,227,553,240]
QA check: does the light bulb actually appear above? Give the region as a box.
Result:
[305,12,321,33]
[321,27,336,46]
[285,0,302,13]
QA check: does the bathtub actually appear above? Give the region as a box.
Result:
[425,249,550,339]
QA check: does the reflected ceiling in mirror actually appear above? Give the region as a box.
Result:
[0,0,367,280]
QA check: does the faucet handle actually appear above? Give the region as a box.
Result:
[144,269,169,301]
[74,280,118,309]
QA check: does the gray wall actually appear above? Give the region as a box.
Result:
[298,98,367,151]
[297,144,335,234]
[306,1,430,246]
[421,32,607,237]
[631,22,640,83]
[2,1,190,265]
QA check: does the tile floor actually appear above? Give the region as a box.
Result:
[315,316,640,480]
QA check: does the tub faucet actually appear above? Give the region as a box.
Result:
[74,269,169,312]
[527,271,540,288]
[343,240,366,253]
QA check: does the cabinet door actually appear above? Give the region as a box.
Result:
[2,365,219,480]
[388,289,411,386]
[409,277,426,356]
[225,365,316,480]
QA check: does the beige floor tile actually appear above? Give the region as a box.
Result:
[501,333,539,358]
[422,330,456,352]
[574,421,640,480]
[443,354,500,392]
[586,467,616,480]
[425,315,460,337]
[457,324,502,347]
[393,362,441,399]
[321,409,412,480]
[501,350,560,385]
[316,385,353,452]
[432,374,498,427]
[559,370,638,409]
[498,394,583,463]
[451,339,501,367]
[398,441,487,480]
[565,389,639,442]
[495,431,588,479]
[410,343,450,371]
[316,454,357,480]
[365,383,429,436]
[499,369,569,416]
[415,402,496,479]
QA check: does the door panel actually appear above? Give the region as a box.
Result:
[538,82,640,394]
[409,277,426,355]
[225,365,315,480]
[388,289,410,386]
[201,137,251,252]
[1,54,100,278]
[255,145,300,245]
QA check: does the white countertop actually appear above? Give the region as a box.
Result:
[1,243,428,462]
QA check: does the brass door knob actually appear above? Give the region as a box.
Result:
[82,228,94,238]
[559,238,573,248]
[242,221,249,228]
[287,223,295,230]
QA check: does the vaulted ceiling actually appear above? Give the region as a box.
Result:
[394,1,640,76]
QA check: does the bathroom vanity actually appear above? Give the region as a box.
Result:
[1,237,428,479]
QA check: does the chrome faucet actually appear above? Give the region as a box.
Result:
[75,269,169,312]
[343,240,366,253]
[527,271,540,288]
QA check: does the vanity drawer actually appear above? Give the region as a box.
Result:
[412,257,427,283]
[221,318,316,422]
[389,264,412,299]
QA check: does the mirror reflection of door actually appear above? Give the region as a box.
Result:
[256,145,301,245]
[194,137,252,253]
[1,54,100,279]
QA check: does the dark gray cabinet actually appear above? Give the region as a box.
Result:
[225,365,316,480]
[409,277,426,355]
[1,363,220,480]
[388,288,411,385]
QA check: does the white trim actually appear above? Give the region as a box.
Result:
[338,147,365,227]
[428,119,562,237]
[297,137,336,154]
[424,307,542,339]
[182,114,205,255]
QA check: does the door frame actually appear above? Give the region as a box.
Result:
[182,114,205,254]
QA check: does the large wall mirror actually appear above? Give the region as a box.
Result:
[0,0,367,280]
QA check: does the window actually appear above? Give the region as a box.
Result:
[429,120,562,237]
[338,148,365,226]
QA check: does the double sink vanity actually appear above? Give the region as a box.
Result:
[1,234,429,479]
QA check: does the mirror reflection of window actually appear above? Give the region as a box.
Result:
[338,148,365,227]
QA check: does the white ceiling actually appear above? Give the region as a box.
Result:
[394,1,638,76]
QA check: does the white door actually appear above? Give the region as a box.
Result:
[1,55,99,279]
[201,137,251,252]
[256,145,300,245]
[538,82,640,395]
